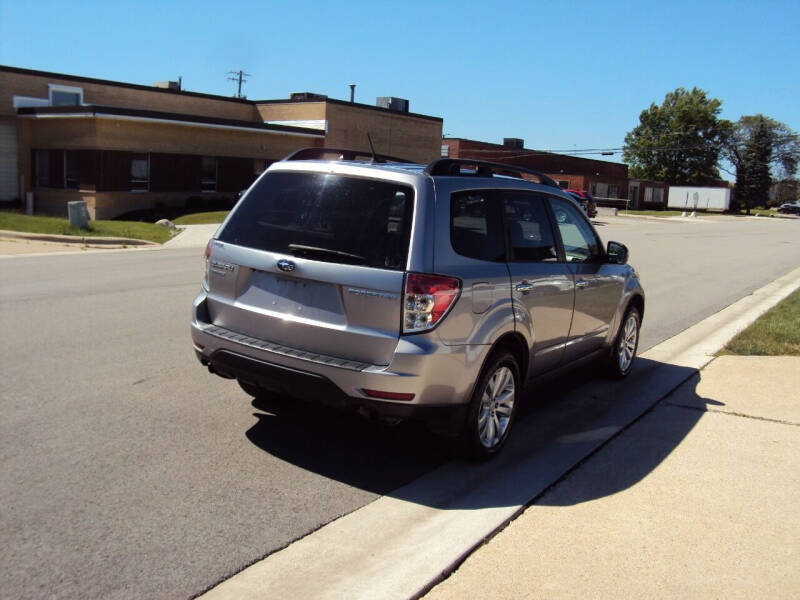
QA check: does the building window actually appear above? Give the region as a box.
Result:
[441,144,450,157]
[131,153,149,192]
[557,180,569,189]
[644,187,665,204]
[14,96,49,109]
[64,151,78,189]
[608,184,620,199]
[201,157,217,192]
[35,150,50,187]
[49,84,83,107]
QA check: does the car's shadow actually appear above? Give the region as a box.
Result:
[245,356,712,509]
[246,395,451,495]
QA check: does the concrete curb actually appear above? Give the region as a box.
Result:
[198,266,800,600]
[595,206,618,217]
[0,229,160,246]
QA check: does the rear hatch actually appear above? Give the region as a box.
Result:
[205,169,414,366]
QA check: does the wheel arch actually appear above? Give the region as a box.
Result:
[628,293,645,321]
[486,332,530,384]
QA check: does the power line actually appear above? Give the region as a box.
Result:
[450,143,739,161]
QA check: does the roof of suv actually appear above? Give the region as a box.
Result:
[273,147,561,188]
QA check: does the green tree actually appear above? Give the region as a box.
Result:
[773,179,799,206]
[723,115,800,212]
[623,87,731,184]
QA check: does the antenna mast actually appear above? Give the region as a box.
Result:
[227,70,251,98]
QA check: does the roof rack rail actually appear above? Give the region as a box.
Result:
[282,147,413,164]
[424,158,559,188]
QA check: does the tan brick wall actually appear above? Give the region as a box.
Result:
[30,188,234,220]
[324,103,442,164]
[255,102,327,122]
[26,189,85,218]
[26,117,317,159]
[257,101,443,163]
[1,70,259,121]
[28,118,100,148]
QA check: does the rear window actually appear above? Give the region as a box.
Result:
[218,171,414,270]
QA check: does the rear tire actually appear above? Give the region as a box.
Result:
[459,352,520,460]
[605,306,640,379]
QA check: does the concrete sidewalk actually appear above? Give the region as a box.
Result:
[162,223,220,248]
[425,355,800,599]
[0,222,219,255]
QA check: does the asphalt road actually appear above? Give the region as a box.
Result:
[1,215,798,599]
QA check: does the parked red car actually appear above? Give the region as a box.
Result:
[565,189,597,218]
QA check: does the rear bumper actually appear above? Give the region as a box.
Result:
[196,347,467,429]
[190,293,486,424]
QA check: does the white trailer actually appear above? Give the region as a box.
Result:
[668,186,731,212]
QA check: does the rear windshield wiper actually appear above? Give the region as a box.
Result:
[287,244,367,264]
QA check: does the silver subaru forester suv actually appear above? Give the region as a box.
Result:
[191,148,644,458]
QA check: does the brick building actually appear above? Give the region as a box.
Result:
[0,66,442,219]
[441,137,630,200]
[628,179,670,209]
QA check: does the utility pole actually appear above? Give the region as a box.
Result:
[227,70,251,98]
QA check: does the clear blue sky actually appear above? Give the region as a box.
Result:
[2,0,798,161]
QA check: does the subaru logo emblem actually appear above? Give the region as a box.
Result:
[277,259,296,272]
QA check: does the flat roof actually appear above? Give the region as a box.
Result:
[17,104,325,137]
[1,64,253,105]
[2,65,443,122]
[444,137,625,167]
[255,97,443,123]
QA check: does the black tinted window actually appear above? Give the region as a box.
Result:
[451,191,505,262]
[218,172,413,270]
[502,191,558,262]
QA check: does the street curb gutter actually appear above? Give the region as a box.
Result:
[198,266,800,600]
[0,229,159,246]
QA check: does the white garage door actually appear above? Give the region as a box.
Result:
[0,120,19,201]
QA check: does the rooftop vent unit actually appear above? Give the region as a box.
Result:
[154,80,181,91]
[503,138,524,149]
[377,97,409,113]
[290,92,328,101]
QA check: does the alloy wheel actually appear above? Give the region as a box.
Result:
[477,366,515,449]
[617,313,638,373]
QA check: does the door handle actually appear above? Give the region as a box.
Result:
[575,279,589,289]
[515,282,534,292]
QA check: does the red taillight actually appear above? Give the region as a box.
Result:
[203,240,212,288]
[362,389,415,401]
[403,272,461,333]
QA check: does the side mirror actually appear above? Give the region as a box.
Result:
[607,241,629,265]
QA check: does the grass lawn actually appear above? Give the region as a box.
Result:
[173,211,229,225]
[0,211,175,244]
[720,288,800,356]
[728,206,778,217]
[749,208,777,217]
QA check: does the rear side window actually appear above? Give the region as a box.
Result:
[450,191,505,261]
[218,171,414,270]
[502,191,558,262]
